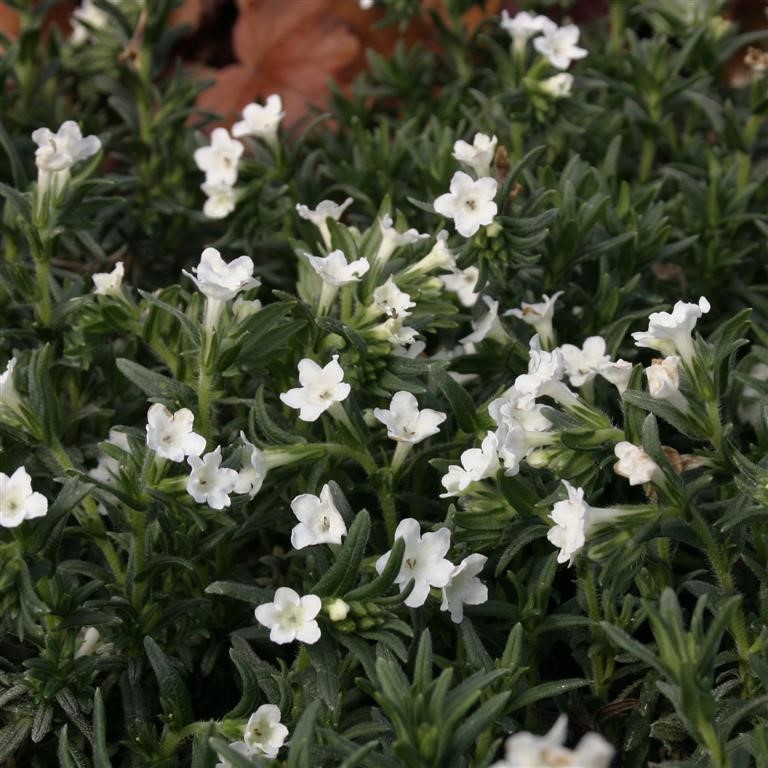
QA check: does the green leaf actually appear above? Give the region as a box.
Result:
[344,536,405,601]
[431,365,476,433]
[205,581,274,605]
[116,358,196,405]
[307,634,341,708]
[0,119,28,188]
[139,289,201,346]
[93,689,112,768]
[450,692,510,757]
[286,699,321,768]
[0,181,32,223]
[143,636,193,726]
[600,622,666,675]
[508,678,590,710]
[226,636,280,717]
[312,509,371,597]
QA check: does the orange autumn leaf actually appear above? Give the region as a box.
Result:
[196,0,362,129]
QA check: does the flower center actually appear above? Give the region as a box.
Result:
[464,198,477,211]
[405,557,416,570]
[321,515,330,531]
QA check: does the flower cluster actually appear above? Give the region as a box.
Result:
[194,94,284,218]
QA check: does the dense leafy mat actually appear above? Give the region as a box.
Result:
[1,1,768,766]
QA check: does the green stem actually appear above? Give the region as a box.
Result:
[639,135,656,183]
[609,0,625,54]
[583,566,607,699]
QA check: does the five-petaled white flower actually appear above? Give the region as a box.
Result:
[441,265,481,307]
[290,484,347,549]
[232,95,285,149]
[533,23,588,70]
[541,72,574,98]
[0,466,48,528]
[145,403,206,462]
[375,518,454,608]
[280,355,351,422]
[514,336,577,408]
[631,297,710,363]
[255,587,322,644]
[403,230,456,278]
[460,296,505,345]
[372,276,416,319]
[243,704,289,758]
[645,356,687,410]
[186,446,239,509]
[92,261,124,297]
[201,181,237,219]
[70,0,118,45]
[375,215,429,266]
[596,359,633,394]
[296,198,354,249]
[440,432,500,497]
[491,714,615,768]
[304,250,369,287]
[0,357,22,414]
[32,121,101,202]
[500,10,552,51]
[441,553,488,623]
[234,432,267,498]
[546,481,590,566]
[504,291,563,347]
[434,172,498,238]
[614,442,660,486]
[559,336,611,388]
[193,128,244,186]
[373,391,446,444]
[183,247,259,302]
[452,133,498,178]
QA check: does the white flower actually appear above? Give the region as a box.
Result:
[89,429,130,487]
[631,297,710,363]
[373,391,446,444]
[596,359,633,394]
[492,715,614,768]
[402,230,456,278]
[441,554,488,623]
[280,355,351,422]
[32,121,101,203]
[504,292,563,348]
[92,261,125,297]
[533,23,588,70]
[186,447,239,509]
[546,481,590,565]
[183,247,259,302]
[373,318,419,347]
[645,356,687,410]
[373,276,415,319]
[434,172,498,238]
[441,266,481,307]
[304,250,369,287]
[233,297,262,321]
[559,336,611,387]
[0,357,22,413]
[440,432,500,497]
[145,403,206,462]
[193,128,243,186]
[359,0,375,7]
[375,215,429,266]
[375,518,453,608]
[0,466,48,528]
[254,587,322,644]
[232,95,285,148]
[290,484,347,549]
[296,198,354,249]
[541,72,574,98]
[201,180,237,219]
[489,388,553,435]
[70,0,118,45]
[215,742,256,768]
[614,442,660,485]
[460,296,504,345]
[75,627,113,658]
[243,705,289,758]
[514,336,577,408]
[500,10,552,50]
[234,432,267,498]
[452,133,498,178]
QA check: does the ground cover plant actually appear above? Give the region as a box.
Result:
[1,0,768,766]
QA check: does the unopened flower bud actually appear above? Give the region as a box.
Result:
[324,598,350,622]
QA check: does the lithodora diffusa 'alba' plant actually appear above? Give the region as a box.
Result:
[1,0,768,766]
